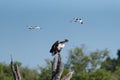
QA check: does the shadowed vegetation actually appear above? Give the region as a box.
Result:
[0,47,120,80]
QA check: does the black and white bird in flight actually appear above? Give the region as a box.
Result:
[50,39,69,56]
[26,26,42,30]
[71,17,83,24]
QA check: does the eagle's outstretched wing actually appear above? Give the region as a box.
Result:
[50,40,59,56]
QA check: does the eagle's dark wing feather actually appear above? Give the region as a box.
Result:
[59,39,69,43]
[50,40,59,53]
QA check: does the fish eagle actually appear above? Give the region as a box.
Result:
[50,39,69,56]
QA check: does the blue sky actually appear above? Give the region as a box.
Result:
[0,0,120,68]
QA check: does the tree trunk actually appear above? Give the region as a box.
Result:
[52,54,64,80]
[10,56,21,80]
[51,53,73,80]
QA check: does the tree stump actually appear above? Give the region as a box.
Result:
[51,54,73,80]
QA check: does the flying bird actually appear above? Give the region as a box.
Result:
[50,39,69,56]
[71,17,83,24]
[26,26,42,30]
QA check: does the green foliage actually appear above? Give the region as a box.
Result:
[0,62,13,80]
[111,67,120,80]
[38,59,52,80]
[0,62,39,80]
[66,47,90,74]
[66,46,109,74]
[61,68,70,78]
[89,69,112,80]
[0,48,120,80]
[89,49,109,71]
[101,57,117,72]
[20,66,39,80]
[64,46,112,80]
[71,72,90,80]
[101,50,120,72]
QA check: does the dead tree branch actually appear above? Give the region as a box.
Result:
[10,55,21,80]
[52,54,64,80]
[51,53,73,80]
[61,71,74,80]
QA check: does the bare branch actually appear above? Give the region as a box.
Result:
[10,55,18,80]
[51,53,73,80]
[16,64,21,80]
[55,54,64,80]
[52,54,64,80]
[10,55,21,80]
[52,56,57,79]
[61,71,74,80]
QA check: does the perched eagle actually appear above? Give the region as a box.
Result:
[50,39,69,56]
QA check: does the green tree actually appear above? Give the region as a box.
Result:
[65,46,110,80]
[0,61,39,80]
[20,66,39,80]
[89,69,112,80]
[0,62,13,80]
[101,49,120,72]
[111,66,120,80]
[66,46,109,73]
[38,59,52,80]
[66,47,90,74]
[89,49,109,71]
